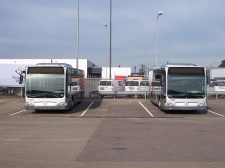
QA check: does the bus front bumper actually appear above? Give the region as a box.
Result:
[25,106,69,110]
[163,104,207,111]
[25,102,70,110]
[164,106,207,111]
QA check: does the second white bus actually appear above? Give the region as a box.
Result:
[150,63,207,111]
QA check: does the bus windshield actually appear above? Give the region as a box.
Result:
[26,74,65,98]
[167,75,206,98]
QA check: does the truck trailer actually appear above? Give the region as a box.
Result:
[0,64,29,96]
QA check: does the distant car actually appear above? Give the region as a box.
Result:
[124,80,140,97]
[150,81,161,91]
[210,80,225,92]
[98,80,124,98]
[125,80,139,92]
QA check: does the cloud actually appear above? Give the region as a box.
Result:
[0,0,225,67]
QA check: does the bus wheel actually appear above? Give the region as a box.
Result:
[158,99,163,111]
[78,93,82,104]
[16,90,22,97]
[70,99,74,110]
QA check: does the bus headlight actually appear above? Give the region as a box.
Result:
[25,102,33,106]
[57,102,67,106]
[165,103,174,106]
[198,103,207,106]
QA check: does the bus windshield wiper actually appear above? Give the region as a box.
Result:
[37,93,61,98]
[171,93,205,98]
[26,92,61,98]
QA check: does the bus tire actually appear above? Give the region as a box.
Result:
[78,93,82,104]
[158,99,163,111]
[69,99,74,111]
[17,91,22,97]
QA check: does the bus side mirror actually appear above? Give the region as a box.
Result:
[19,75,23,84]
[155,75,164,82]
[155,75,161,81]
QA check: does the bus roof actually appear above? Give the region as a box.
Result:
[160,63,197,68]
[36,63,73,68]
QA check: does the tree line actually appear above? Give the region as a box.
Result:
[219,60,225,67]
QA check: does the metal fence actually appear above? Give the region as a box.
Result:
[87,78,149,99]
[207,91,225,100]
[84,78,100,98]
[85,81,225,100]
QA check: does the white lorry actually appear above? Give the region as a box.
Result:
[0,64,27,96]
[98,79,124,98]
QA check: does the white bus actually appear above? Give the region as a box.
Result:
[25,63,85,110]
[150,63,207,111]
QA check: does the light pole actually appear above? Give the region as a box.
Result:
[105,25,108,79]
[109,0,112,79]
[155,11,163,69]
[210,61,220,80]
[76,0,79,69]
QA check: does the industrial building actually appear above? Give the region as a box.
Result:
[0,59,132,97]
[0,59,131,79]
[210,67,225,80]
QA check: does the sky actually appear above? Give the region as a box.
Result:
[0,0,225,68]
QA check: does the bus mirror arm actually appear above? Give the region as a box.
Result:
[155,75,162,81]
[161,76,164,83]
[155,74,164,84]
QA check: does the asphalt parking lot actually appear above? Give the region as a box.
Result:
[0,96,225,168]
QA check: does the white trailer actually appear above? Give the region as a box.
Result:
[0,64,29,96]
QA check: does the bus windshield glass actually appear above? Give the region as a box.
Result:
[26,67,65,98]
[167,67,205,98]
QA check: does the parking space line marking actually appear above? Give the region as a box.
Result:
[10,110,26,116]
[139,102,154,117]
[207,110,224,117]
[81,101,94,117]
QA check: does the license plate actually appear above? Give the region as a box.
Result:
[129,87,134,91]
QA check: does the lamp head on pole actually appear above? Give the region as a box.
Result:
[157,11,163,18]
